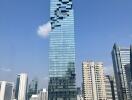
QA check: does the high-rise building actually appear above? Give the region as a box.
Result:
[29,89,48,100]
[130,45,132,97]
[77,87,81,96]
[15,73,28,100]
[105,75,118,100]
[82,61,106,100]
[112,44,131,100]
[77,95,83,100]
[0,81,13,100]
[28,78,38,99]
[130,45,132,78]
[124,64,132,98]
[105,75,113,100]
[77,87,83,100]
[48,0,76,100]
[38,89,48,100]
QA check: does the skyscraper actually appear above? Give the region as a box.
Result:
[77,87,83,100]
[130,45,132,98]
[130,45,132,79]
[48,0,76,100]
[82,61,106,100]
[112,44,131,100]
[28,78,38,99]
[15,73,28,100]
[0,81,13,100]
[105,75,118,100]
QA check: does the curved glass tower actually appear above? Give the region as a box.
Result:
[48,0,76,100]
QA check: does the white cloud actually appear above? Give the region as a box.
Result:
[0,67,12,72]
[37,22,52,38]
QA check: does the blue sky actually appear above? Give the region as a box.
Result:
[0,0,132,88]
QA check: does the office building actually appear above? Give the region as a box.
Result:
[124,64,132,98]
[0,81,13,100]
[28,78,38,99]
[105,75,118,100]
[48,0,76,100]
[82,61,106,100]
[77,87,83,100]
[15,73,28,100]
[105,75,113,100]
[77,87,81,95]
[130,45,132,78]
[38,89,48,100]
[77,95,83,100]
[112,44,131,100]
[130,45,132,97]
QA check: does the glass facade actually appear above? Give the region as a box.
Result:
[48,0,76,100]
[4,83,13,100]
[28,79,38,99]
[130,45,132,79]
[112,44,131,100]
[15,75,20,99]
[130,45,132,98]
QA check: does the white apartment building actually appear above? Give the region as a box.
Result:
[29,89,48,100]
[82,61,106,100]
[0,81,13,100]
[15,73,28,100]
[38,89,48,100]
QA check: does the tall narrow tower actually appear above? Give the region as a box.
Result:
[28,78,38,99]
[15,73,28,100]
[48,0,76,100]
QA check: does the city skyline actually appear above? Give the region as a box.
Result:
[0,0,132,88]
